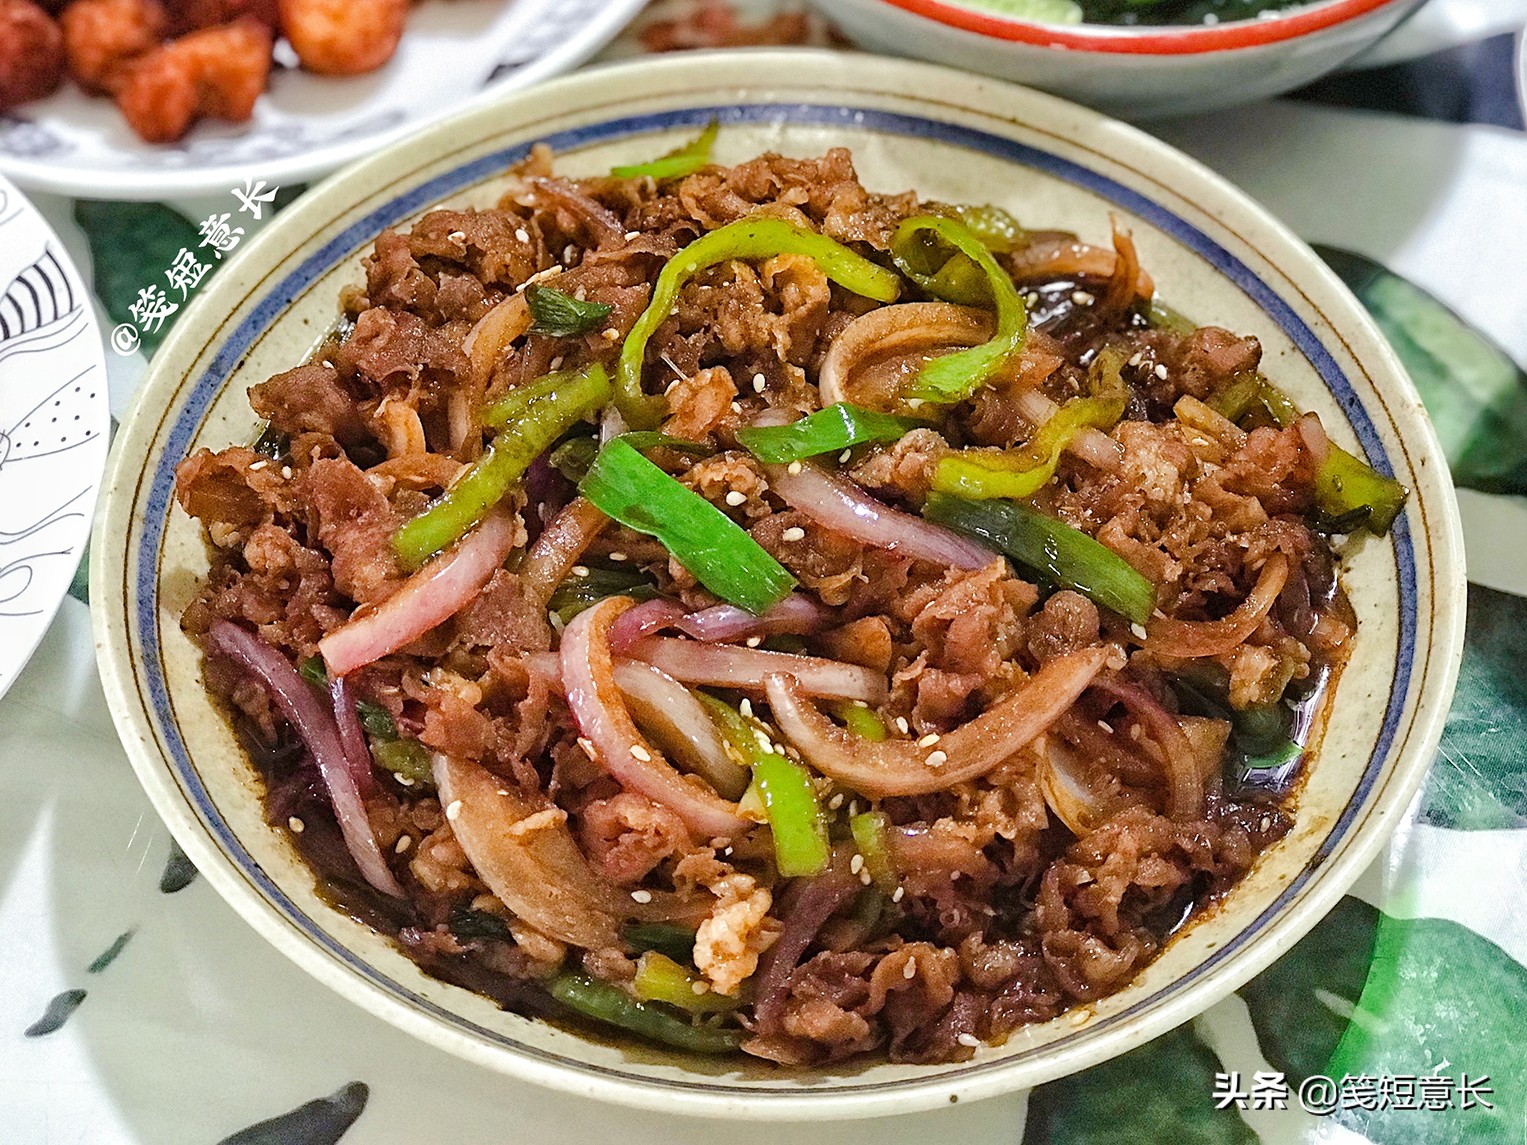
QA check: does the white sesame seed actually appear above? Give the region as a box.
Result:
[445,800,462,821]
[739,698,754,719]
[577,736,596,757]
[745,635,763,648]
[839,449,852,464]
[1130,622,1148,640]
[957,1033,981,1048]
[787,460,803,475]
[725,490,747,506]
[926,750,948,768]
[1154,364,1169,380]
[447,230,467,243]
[572,565,590,577]
[904,957,918,979]
[691,980,711,995]
[288,816,305,833]
[917,733,941,748]
[828,793,845,810]
[625,230,641,241]
[752,373,766,392]
[248,459,268,471]
[860,870,874,885]
[753,729,774,752]
[548,356,564,372]
[782,526,806,542]
[848,800,860,818]
[280,465,293,480]
[850,854,865,875]
[563,244,578,263]
[1024,291,1040,307]
[601,327,620,341]
[730,401,743,414]
[631,889,653,903]
[906,398,924,410]
[892,885,904,903]
[630,744,652,762]
[1097,720,1114,734]
[397,775,415,787]
[609,551,628,562]
[1127,352,1143,368]
[894,716,910,735]
[1071,290,1095,306]
[515,228,530,243]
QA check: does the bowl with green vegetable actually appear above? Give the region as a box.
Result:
[814,0,1428,117]
[93,50,1463,1117]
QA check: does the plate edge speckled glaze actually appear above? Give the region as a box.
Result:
[91,50,1466,1119]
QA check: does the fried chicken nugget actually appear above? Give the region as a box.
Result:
[60,0,167,95]
[0,0,66,111]
[168,0,277,35]
[115,16,270,143]
[278,0,405,76]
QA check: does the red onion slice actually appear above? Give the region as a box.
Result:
[767,462,993,570]
[329,675,377,796]
[320,506,520,678]
[614,660,750,801]
[1088,676,1204,822]
[1013,388,1122,473]
[607,597,687,652]
[675,594,833,644]
[630,636,888,704]
[764,646,1108,798]
[521,497,608,608]
[433,753,699,949]
[208,621,402,898]
[752,858,859,1027]
[1146,552,1290,659]
[562,598,753,838]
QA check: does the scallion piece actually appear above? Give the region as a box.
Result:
[525,284,612,338]
[632,952,739,1014]
[923,491,1157,626]
[579,438,796,614]
[548,973,742,1054]
[736,402,926,464]
[611,120,720,181]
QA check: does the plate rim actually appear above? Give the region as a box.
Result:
[0,170,108,703]
[0,0,647,202]
[91,48,1467,1118]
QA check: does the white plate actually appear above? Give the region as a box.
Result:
[0,0,646,201]
[0,174,107,701]
[1349,0,1527,67]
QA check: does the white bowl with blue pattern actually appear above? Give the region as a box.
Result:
[91,51,1466,1118]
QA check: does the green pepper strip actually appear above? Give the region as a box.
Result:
[622,922,697,964]
[703,695,830,878]
[924,491,1157,626]
[735,402,927,464]
[930,202,1028,253]
[579,438,796,614]
[1211,375,1408,535]
[931,348,1128,500]
[891,216,1028,403]
[632,952,740,1014]
[372,739,433,786]
[393,363,612,568]
[610,120,719,181]
[548,973,742,1054]
[547,567,658,624]
[830,700,888,741]
[616,218,903,428]
[849,811,898,892]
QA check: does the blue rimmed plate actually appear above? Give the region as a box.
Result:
[91,50,1465,1119]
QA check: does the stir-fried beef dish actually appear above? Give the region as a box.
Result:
[174,132,1403,1064]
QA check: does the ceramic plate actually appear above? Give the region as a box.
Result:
[0,174,107,700]
[1352,0,1527,67]
[0,0,646,201]
[93,50,1465,1118]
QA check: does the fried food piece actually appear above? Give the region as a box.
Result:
[278,0,405,76]
[0,0,66,111]
[115,16,271,143]
[168,0,277,35]
[60,0,167,95]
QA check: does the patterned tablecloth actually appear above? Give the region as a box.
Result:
[4,4,1526,1142]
